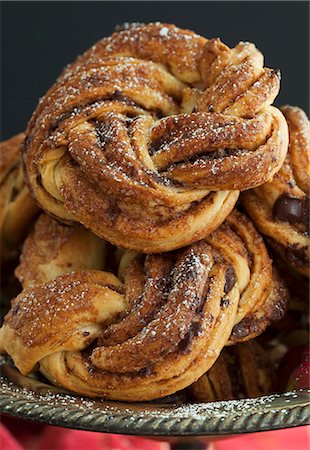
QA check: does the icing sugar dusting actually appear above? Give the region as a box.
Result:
[1,358,306,423]
[159,27,169,37]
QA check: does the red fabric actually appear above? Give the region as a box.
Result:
[0,416,309,450]
[0,423,22,450]
[215,426,310,450]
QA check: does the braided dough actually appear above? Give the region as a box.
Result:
[23,23,288,252]
[191,340,272,401]
[243,106,309,277]
[0,211,287,401]
[0,133,38,263]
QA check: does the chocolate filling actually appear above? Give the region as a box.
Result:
[138,365,153,377]
[273,194,308,225]
[285,246,308,267]
[220,298,230,308]
[224,266,236,293]
[179,321,202,355]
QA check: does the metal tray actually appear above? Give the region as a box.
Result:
[1,355,309,437]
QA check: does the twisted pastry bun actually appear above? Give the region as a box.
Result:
[243,106,309,277]
[205,211,288,344]
[0,210,287,401]
[23,22,288,253]
[15,213,106,289]
[191,340,273,401]
[0,134,38,263]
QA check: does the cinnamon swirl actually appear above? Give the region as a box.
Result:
[243,106,309,277]
[23,23,288,253]
[0,211,287,401]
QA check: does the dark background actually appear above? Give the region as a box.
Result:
[1,1,309,140]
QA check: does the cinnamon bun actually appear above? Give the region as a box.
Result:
[15,213,106,289]
[0,211,287,401]
[23,23,288,253]
[243,106,309,277]
[0,133,38,263]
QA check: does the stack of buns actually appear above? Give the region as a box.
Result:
[0,23,308,402]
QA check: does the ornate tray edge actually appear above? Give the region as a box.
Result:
[1,393,309,436]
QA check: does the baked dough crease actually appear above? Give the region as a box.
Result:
[191,340,273,401]
[243,106,309,277]
[0,211,288,401]
[22,23,288,252]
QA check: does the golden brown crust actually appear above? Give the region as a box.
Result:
[15,214,106,289]
[0,134,22,181]
[191,340,273,401]
[0,210,288,401]
[281,106,310,195]
[242,105,309,277]
[0,243,239,400]
[0,270,125,374]
[0,133,39,262]
[208,211,288,344]
[23,23,288,253]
